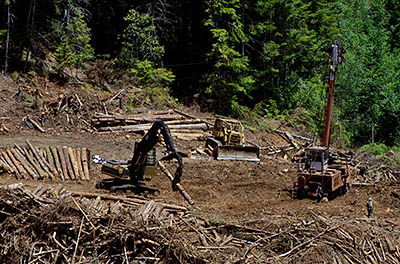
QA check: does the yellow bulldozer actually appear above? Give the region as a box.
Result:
[206,118,260,162]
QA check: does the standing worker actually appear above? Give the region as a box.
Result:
[366,198,373,218]
[316,184,323,203]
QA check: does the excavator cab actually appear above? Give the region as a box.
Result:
[100,144,157,182]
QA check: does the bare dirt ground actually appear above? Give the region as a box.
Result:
[1,132,398,222]
[1,73,399,263]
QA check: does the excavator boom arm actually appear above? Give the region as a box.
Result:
[128,120,182,189]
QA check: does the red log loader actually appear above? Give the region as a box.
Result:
[293,40,351,200]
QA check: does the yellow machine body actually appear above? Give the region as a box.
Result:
[207,118,260,162]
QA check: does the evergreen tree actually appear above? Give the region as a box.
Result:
[118,8,175,97]
[118,9,164,67]
[203,0,254,116]
[248,0,340,119]
[386,0,400,49]
[53,5,94,72]
[336,0,400,146]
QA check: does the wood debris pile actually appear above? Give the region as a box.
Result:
[0,183,196,263]
[91,109,211,140]
[243,211,400,264]
[352,151,400,184]
[46,93,88,126]
[0,140,90,181]
[194,212,400,263]
[264,130,312,158]
[1,183,399,263]
[355,164,399,184]
[20,88,94,133]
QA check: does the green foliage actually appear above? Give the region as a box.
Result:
[329,115,352,148]
[129,60,175,88]
[359,143,391,156]
[289,107,320,136]
[117,8,175,110]
[124,60,176,109]
[386,0,400,49]
[203,0,255,117]
[336,0,400,146]
[0,29,6,46]
[208,217,225,225]
[359,142,400,156]
[116,8,172,108]
[258,120,271,133]
[253,99,280,118]
[53,7,94,71]
[249,0,340,113]
[118,9,164,67]
[3,0,400,147]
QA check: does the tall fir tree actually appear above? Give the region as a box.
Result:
[53,5,94,71]
[203,0,254,116]
[248,0,340,120]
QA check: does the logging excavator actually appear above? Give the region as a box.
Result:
[293,40,352,200]
[95,120,182,195]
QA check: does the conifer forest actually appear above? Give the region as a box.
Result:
[1,0,400,147]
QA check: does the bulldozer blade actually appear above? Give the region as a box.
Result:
[215,145,260,162]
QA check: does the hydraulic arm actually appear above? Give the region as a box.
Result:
[95,120,183,194]
[128,120,183,189]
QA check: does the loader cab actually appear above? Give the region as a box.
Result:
[305,146,329,171]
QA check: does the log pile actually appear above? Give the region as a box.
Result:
[351,151,400,185]
[91,109,211,140]
[353,163,399,185]
[1,183,399,263]
[0,140,91,181]
[264,130,312,159]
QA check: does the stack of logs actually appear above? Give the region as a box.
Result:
[92,109,211,141]
[264,130,313,157]
[353,163,399,185]
[0,140,90,181]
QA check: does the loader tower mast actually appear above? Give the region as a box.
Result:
[323,40,344,147]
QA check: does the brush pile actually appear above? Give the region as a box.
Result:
[0,184,199,263]
[1,184,399,263]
